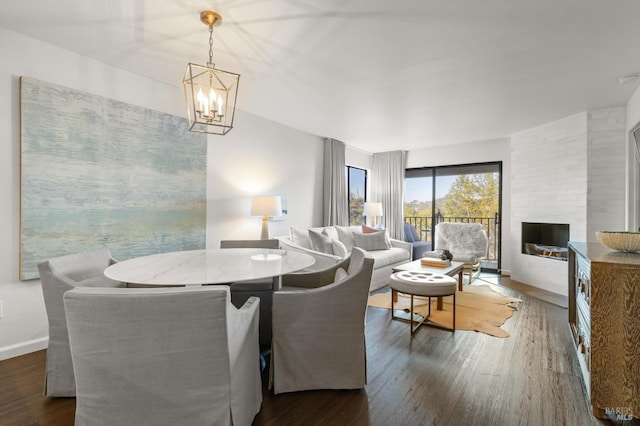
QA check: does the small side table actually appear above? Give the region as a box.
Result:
[389,270,457,335]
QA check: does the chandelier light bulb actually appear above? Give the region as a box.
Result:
[217,94,224,116]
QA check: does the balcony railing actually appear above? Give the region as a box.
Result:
[404,215,499,263]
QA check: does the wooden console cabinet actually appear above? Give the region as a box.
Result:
[568,242,640,419]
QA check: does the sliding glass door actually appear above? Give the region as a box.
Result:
[405,162,502,271]
[404,174,433,241]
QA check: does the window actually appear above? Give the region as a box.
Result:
[405,162,502,271]
[347,166,367,226]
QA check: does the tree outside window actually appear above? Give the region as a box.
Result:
[347,166,367,225]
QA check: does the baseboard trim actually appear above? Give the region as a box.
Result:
[499,278,567,308]
[0,337,48,361]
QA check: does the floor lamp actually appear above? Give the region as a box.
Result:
[251,195,282,239]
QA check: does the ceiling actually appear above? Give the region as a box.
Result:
[2,0,640,152]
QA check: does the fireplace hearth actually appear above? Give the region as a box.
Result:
[521,222,569,261]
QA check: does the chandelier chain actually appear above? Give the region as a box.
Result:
[207,25,215,68]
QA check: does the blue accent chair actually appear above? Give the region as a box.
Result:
[403,223,432,260]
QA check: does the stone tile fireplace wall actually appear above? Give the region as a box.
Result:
[510,107,626,295]
[587,109,627,237]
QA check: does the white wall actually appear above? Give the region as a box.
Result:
[626,85,640,230]
[205,111,323,246]
[587,107,627,239]
[346,145,372,170]
[0,27,323,359]
[406,138,512,275]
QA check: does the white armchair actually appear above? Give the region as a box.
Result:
[271,247,374,394]
[434,222,489,283]
[64,286,262,426]
[37,248,124,397]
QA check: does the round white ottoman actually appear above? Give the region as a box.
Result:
[389,270,457,335]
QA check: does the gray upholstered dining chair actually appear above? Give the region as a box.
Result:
[271,247,374,394]
[64,286,262,426]
[37,248,124,397]
[220,239,280,345]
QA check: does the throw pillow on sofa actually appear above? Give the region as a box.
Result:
[354,230,391,251]
[361,224,380,234]
[291,227,313,249]
[321,226,339,241]
[335,226,356,252]
[331,239,348,258]
[308,229,348,258]
[321,227,347,256]
[308,229,334,254]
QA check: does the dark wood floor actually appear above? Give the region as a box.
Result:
[2,274,637,425]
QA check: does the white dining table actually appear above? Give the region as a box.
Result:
[104,248,316,286]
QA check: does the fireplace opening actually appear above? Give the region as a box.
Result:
[521,222,569,261]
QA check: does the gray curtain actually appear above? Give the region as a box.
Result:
[323,138,348,226]
[371,150,406,240]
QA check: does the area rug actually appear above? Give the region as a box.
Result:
[368,285,522,337]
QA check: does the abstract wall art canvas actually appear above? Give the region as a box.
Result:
[20,77,207,280]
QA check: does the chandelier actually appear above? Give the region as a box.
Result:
[183,10,240,135]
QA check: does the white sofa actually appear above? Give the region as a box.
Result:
[278,225,412,292]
